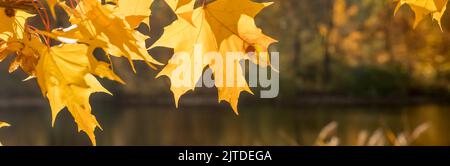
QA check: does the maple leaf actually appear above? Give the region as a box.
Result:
[113,0,154,28]
[35,44,122,145]
[0,7,34,41]
[166,0,193,10]
[395,0,449,30]
[59,0,162,71]
[165,0,195,25]
[1,32,44,75]
[153,0,276,114]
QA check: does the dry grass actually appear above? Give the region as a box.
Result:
[313,121,431,146]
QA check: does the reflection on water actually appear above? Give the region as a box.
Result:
[0,104,449,146]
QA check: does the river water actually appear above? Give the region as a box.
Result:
[0,104,449,146]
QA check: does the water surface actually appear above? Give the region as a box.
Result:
[0,104,449,146]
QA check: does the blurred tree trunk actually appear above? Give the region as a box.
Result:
[293,36,302,75]
[291,0,302,76]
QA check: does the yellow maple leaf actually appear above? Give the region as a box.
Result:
[35,44,123,145]
[1,32,44,75]
[114,0,154,28]
[153,0,276,114]
[59,0,161,71]
[165,0,195,25]
[0,7,34,41]
[395,0,448,29]
[166,0,193,10]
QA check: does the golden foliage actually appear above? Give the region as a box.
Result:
[0,0,276,145]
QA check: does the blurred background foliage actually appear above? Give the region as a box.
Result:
[267,0,450,101]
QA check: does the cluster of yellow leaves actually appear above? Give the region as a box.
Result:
[395,0,448,29]
[154,0,276,114]
[42,0,163,145]
[0,8,37,75]
[0,0,275,145]
[1,0,161,145]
